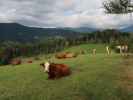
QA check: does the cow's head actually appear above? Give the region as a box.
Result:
[44,61,50,73]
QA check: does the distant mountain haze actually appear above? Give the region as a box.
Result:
[0,23,132,42]
[120,25,133,32]
[0,23,80,42]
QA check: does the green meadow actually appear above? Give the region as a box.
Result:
[0,44,133,100]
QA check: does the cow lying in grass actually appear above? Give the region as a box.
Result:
[27,60,33,63]
[55,53,66,59]
[55,52,77,59]
[10,58,21,65]
[40,62,71,79]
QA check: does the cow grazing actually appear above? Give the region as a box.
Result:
[116,45,128,56]
[40,62,71,79]
[106,46,111,55]
[93,49,96,55]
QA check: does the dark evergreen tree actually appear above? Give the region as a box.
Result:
[103,0,133,14]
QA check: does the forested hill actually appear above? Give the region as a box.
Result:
[0,23,132,43]
[0,23,80,42]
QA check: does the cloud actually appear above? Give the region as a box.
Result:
[0,0,132,28]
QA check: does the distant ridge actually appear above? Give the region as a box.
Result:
[0,23,80,42]
[0,23,132,42]
[120,25,133,32]
[62,27,98,33]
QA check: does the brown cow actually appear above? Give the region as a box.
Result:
[27,60,33,63]
[55,52,66,59]
[40,62,71,79]
[10,58,21,65]
[65,52,77,58]
[55,52,77,59]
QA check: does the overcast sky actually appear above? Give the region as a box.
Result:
[0,0,133,29]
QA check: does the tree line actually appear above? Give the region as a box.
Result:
[0,29,133,65]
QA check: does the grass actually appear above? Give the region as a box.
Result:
[63,43,111,53]
[0,44,133,100]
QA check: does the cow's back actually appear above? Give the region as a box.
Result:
[49,63,71,77]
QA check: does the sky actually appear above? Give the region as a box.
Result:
[0,0,133,29]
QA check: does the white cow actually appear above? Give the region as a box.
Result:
[93,49,96,55]
[116,45,128,56]
[106,46,111,55]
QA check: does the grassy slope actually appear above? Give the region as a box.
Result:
[63,44,114,54]
[0,44,132,100]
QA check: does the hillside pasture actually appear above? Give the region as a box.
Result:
[0,44,133,100]
[63,44,114,54]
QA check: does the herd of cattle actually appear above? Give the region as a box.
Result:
[39,45,129,80]
[1,45,129,79]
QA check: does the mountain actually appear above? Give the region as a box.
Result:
[120,25,133,32]
[63,27,97,33]
[0,23,80,42]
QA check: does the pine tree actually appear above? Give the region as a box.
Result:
[103,0,133,14]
